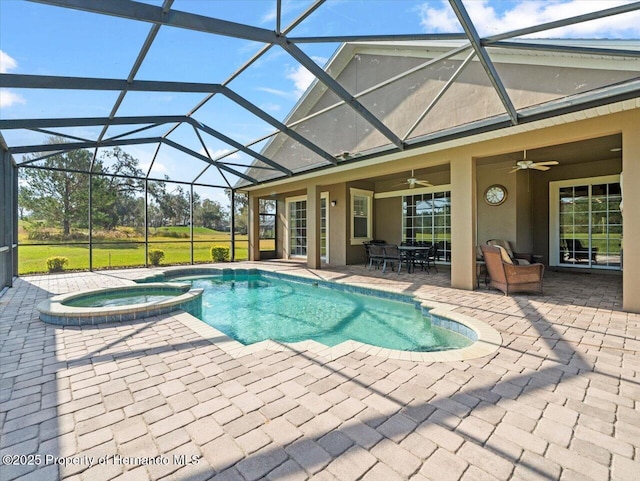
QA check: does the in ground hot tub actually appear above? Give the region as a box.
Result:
[37,283,203,326]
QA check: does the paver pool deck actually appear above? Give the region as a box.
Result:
[1,262,638,481]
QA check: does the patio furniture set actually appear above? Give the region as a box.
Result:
[364,240,438,274]
[365,238,545,296]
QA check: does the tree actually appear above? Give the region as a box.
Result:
[226,189,248,234]
[149,179,191,226]
[19,140,92,235]
[92,148,144,230]
[19,139,145,235]
[194,198,227,231]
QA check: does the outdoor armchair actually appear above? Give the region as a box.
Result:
[481,245,544,295]
[487,239,534,265]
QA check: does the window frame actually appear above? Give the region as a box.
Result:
[258,198,277,254]
[285,195,308,258]
[350,188,373,245]
[549,174,621,269]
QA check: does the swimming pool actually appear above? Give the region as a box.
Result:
[172,272,473,352]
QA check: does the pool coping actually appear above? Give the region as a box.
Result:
[37,282,203,326]
[138,266,502,362]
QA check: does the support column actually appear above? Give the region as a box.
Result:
[307,184,321,269]
[88,173,93,271]
[144,180,149,267]
[622,121,640,313]
[450,154,476,290]
[248,193,260,261]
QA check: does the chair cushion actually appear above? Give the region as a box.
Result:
[495,245,514,265]
[488,239,514,258]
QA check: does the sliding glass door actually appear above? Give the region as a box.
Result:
[551,175,621,269]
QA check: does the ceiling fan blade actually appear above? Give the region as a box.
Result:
[508,167,520,173]
[530,165,551,171]
[534,161,559,166]
[415,180,433,187]
[392,182,408,187]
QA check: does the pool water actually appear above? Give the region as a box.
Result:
[178,273,472,352]
[64,291,179,308]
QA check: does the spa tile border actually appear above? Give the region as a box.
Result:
[37,282,203,326]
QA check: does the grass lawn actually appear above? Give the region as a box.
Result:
[18,224,250,274]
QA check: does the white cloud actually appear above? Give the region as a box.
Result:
[257,87,292,98]
[0,90,26,108]
[260,102,282,113]
[0,50,26,108]
[418,0,640,38]
[140,160,167,174]
[122,145,169,174]
[286,56,328,96]
[199,147,241,161]
[259,0,312,26]
[261,4,278,25]
[0,50,18,73]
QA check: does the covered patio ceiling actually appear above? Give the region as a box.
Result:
[1,0,639,190]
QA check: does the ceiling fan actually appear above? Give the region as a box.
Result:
[393,170,433,189]
[509,150,559,173]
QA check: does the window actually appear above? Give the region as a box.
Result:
[259,199,276,252]
[350,188,373,244]
[403,190,452,262]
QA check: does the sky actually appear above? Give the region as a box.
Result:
[1,0,639,202]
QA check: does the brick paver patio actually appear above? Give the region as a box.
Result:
[1,262,638,481]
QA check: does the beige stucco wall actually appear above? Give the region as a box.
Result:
[476,160,518,249]
[515,172,533,255]
[322,183,348,266]
[374,197,402,245]
[622,124,640,312]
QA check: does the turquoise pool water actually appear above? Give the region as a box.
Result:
[177,273,472,352]
[64,291,179,308]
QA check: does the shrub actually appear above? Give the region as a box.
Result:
[46,256,68,273]
[148,249,165,266]
[152,229,189,239]
[211,246,230,262]
[26,222,87,242]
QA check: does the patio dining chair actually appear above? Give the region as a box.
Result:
[425,244,438,273]
[367,243,385,270]
[363,242,372,267]
[408,243,430,274]
[382,244,409,274]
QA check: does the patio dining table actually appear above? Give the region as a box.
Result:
[398,245,432,273]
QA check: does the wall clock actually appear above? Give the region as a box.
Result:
[484,184,507,206]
